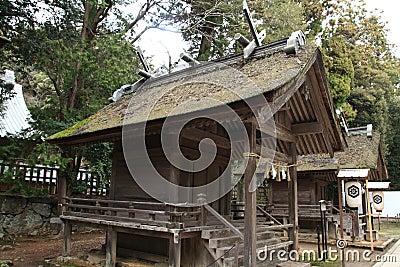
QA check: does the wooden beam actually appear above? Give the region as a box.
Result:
[276,123,297,143]
[257,122,296,143]
[180,128,230,150]
[288,142,299,251]
[255,145,289,163]
[106,225,117,267]
[244,121,257,267]
[291,122,323,135]
[62,220,72,256]
[307,69,334,156]
[169,232,181,267]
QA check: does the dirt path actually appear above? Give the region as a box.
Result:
[0,231,105,267]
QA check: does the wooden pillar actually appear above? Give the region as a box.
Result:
[237,178,244,202]
[365,179,374,251]
[106,226,117,267]
[109,143,119,200]
[338,178,344,239]
[244,122,257,267]
[169,153,180,204]
[57,173,67,216]
[288,142,298,251]
[62,220,72,256]
[169,232,181,267]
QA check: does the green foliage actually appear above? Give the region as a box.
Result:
[23,34,139,133]
[181,0,242,60]
[182,0,305,61]
[0,0,39,38]
[315,0,400,186]
[386,96,400,189]
[0,0,214,197]
[318,0,397,132]
[82,142,113,193]
[0,129,70,197]
[255,0,305,43]
[322,36,354,105]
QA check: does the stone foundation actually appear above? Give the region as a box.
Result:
[0,195,57,238]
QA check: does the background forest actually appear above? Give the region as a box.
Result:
[1,0,399,192]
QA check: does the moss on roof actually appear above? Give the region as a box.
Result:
[298,134,381,171]
[48,45,318,142]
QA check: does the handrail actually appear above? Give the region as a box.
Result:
[63,197,202,228]
[332,205,353,214]
[64,197,166,207]
[332,206,340,213]
[204,204,244,240]
[64,197,201,208]
[273,204,333,208]
[256,205,282,225]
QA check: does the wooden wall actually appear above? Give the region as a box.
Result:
[270,177,328,205]
[110,122,232,215]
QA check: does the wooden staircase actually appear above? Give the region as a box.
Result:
[201,224,293,266]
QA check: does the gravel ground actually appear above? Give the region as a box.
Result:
[1,222,399,267]
[0,231,105,267]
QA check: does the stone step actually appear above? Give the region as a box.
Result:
[209,231,275,249]
[215,237,281,259]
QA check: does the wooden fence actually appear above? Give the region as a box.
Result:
[0,162,109,196]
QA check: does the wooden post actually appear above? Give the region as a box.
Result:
[365,179,374,252]
[106,226,117,267]
[288,142,298,251]
[283,217,288,237]
[62,220,72,256]
[244,122,257,267]
[169,232,181,267]
[234,241,239,267]
[338,178,344,239]
[338,178,346,267]
[197,193,207,226]
[57,172,67,216]
[169,153,180,204]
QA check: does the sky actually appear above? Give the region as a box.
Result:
[137,0,400,69]
[364,0,400,56]
[375,191,399,217]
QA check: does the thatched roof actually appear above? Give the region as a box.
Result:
[298,130,388,180]
[48,39,345,157]
[49,44,312,141]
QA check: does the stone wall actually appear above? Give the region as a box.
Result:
[0,195,57,238]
